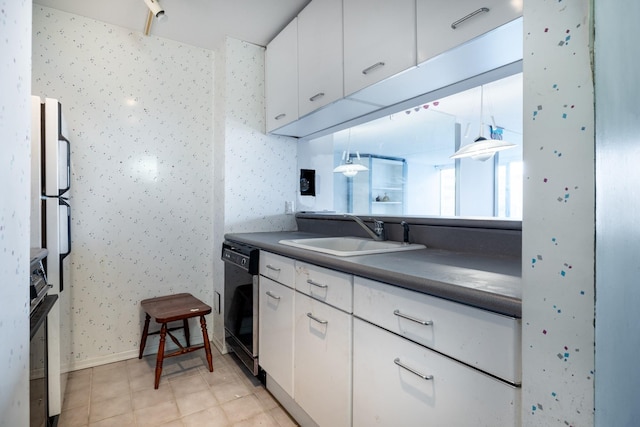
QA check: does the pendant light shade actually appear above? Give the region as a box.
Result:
[450,85,515,161]
[333,150,368,177]
[450,136,516,161]
[333,161,368,177]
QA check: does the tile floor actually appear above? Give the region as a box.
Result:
[57,346,299,427]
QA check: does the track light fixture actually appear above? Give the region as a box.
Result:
[143,0,167,36]
[144,0,166,19]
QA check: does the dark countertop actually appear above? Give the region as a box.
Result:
[225,231,522,318]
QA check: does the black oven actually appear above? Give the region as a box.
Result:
[221,240,260,376]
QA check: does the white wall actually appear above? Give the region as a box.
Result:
[32,6,215,369]
[221,39,298,235]
[0,1,32,425]
[297,135,336,212]
[594,1,640,424]
[522,2,595,426]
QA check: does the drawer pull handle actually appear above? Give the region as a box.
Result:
[362,61,385,75]
[266,264,281,272]
[394,358,433,380]
[451,7,490,29]
[309,92,325,102]
[306,312,328,325]
[266,291,281,300]
[307,279,328,289]
[393,309,433,326]
[274,113,286,120]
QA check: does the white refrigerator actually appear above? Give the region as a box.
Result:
[31,96,72,420]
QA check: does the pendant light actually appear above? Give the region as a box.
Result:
[450,85,515,161]
[333,151,368,177]
[333,129,369,177]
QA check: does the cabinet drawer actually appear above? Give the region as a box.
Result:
[295,261,353,312]
[258,277,294,397]
[259,252,295,288]
[353,318,519,427]
[354,277,521,383]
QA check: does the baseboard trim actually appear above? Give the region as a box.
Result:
[63,337,209,373]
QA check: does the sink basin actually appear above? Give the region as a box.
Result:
[279,237,426,257]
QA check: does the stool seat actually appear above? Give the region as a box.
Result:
[138,293,214,389]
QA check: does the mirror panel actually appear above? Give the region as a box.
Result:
[297,73,523,219]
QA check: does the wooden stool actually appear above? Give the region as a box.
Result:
[138,293,214,389]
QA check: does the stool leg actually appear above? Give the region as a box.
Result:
[183,318,190,347]
[139,313,151,359]
[154,323,167,389]
[200,315,214,372]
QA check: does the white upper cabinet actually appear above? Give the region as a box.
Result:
[298,0,344,117]
[265,18,298,133]
[417,0,523,63]
[343,0,417,97]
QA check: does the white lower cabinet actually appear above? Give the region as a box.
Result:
[258,276,294,397]
[257,255,521,426]
[352,318,520,427]
[294,292,352,427]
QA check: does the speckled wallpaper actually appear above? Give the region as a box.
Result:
[211,37,297,350]
[32,6,215,369]
[0,0,32,425]
[522,1,595,426]
[222,38,298,234]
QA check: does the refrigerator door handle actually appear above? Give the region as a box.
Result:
[58,136,71,196]
[59,198,71,292]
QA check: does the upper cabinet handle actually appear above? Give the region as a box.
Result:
[266,264,281,272]
[309,92,325,102]
[274,113,286,120]
[394,309,433,326]
[362,61,385,75]
[451,7,490,29]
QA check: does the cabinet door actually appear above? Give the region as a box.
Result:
[259,277,295,397]
[343,0,417,96]
[266,18,298,132]
[298,0,344,117]
[353,318,520,427]
[417,0,522,63]
[294,292,352,427]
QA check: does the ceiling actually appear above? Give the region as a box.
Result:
[33,0,311,51]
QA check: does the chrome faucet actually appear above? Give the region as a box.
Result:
[400,221,410,244]
[343,214,386,241]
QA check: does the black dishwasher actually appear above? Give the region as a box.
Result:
[221,240,260,376]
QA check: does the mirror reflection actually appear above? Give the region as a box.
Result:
[297,72,523,219]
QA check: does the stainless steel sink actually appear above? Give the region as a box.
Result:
[278,237,426,257]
